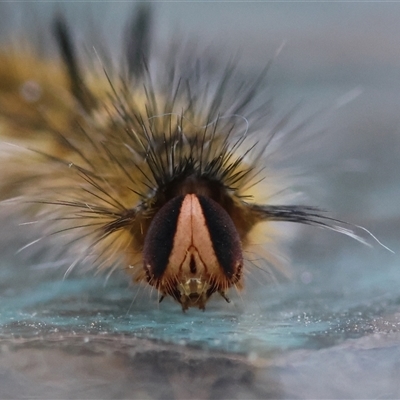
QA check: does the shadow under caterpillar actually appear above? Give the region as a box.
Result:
[0,6,389,311]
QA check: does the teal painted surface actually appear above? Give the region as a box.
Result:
[1,244,399,354]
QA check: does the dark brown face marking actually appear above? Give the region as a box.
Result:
[142,195,184,280]
[197,195,243,281]
[142,193,243,310]
[189,255,197,274]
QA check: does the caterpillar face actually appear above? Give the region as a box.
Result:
[0,6,376,311]
[143,193,243,310]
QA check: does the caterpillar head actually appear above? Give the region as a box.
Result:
[143,193,243,311]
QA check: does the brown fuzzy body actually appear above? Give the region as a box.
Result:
[0,43,269,305]
[0,9,369,310]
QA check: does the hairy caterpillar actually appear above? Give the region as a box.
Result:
[0,6,386,311]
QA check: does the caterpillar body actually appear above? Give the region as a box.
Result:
[0,6,377,311]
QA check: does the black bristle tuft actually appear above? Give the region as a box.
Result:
[53,15,95,111]
[124,4,153,80]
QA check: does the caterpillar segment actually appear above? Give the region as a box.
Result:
[0,7,374,310]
